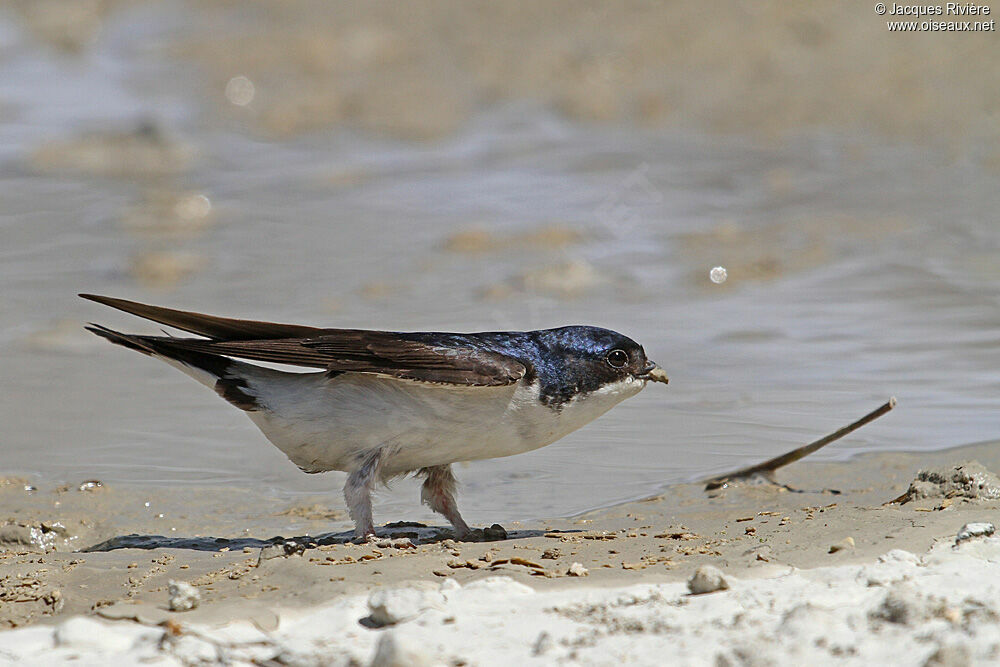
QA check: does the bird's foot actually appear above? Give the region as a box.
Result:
[351,524,377,544]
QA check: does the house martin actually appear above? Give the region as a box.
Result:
[80,294,668,539]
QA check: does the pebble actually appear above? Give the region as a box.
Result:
[369,536,415,549]
[482,524,508,541]
[367,587,445,627]
[829,537,855,553]
[955,522,995,544]
[46,590,64,613]
[688,565,730,595]
[568,562,589,577]
[167,580,201,612]
[258,540,307,565]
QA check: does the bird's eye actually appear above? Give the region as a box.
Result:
[606,349,629,368]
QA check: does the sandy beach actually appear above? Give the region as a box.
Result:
[3,439,1000,664]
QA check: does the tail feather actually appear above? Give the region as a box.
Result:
[85,324,158,356]
[79,293,324,340]
[85,324,261,412]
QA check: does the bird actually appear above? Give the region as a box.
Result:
[80,294,669,539]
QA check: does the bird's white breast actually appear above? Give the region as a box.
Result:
[238,367,646,476]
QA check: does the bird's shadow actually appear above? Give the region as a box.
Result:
[81,521,563,553]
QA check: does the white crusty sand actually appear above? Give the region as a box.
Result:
[2,530,1000,665]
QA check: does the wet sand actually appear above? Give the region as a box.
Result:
[3,440,1000,663]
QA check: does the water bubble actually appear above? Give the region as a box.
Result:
[225,75,255,107]
[710,266,728,284]
[174,193,211,220]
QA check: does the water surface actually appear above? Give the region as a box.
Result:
[1,3,998,528]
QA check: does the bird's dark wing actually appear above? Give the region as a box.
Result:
[80,294,527,387]
[301,332,526,386]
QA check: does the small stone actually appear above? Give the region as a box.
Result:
[829,537,856,553]
[567,562,588,577]
[367,587,444,627]
[257,540,307,565]
[370,536,415,549]
[955,522,995,544]
[45,589,65,613]
[482,524,508,541]
[167,580,201,612]
[688,565,729,594]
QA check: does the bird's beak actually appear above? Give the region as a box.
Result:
[640,362,669,384]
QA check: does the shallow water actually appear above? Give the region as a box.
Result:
[1,3,998,528]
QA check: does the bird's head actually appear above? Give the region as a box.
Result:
[528,326,668,407]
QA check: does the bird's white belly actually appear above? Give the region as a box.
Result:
[240,370,645,475]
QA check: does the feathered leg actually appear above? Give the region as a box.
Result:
[419,465,470,537]
[344,449,385,539]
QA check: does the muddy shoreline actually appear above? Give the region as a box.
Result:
[3,438,999,633]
